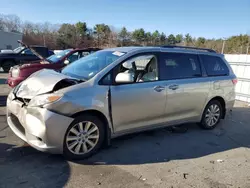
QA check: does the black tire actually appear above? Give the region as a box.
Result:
[63,115,105,160]
[199,100,223,130]
[2,60,15,72]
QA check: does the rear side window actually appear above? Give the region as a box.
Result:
[159,53,202,80]
[200,55,229,76]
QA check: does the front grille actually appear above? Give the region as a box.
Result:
[10,113,25,135]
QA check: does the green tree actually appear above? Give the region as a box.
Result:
[57,23,77,48]
[75,22,87,36]
[226,34,249,53]
[184,33,193,46]
[160,32,166,45]
[175,34,183,44]
[152,30,160,45]
[74,22,88,47]
[145,32,152,45]
[118,27,130,46]
[132,28,145,45]
[94,24,111,47]
[168,34,176,45]
[196,37,206,47]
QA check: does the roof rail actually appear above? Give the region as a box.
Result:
[161,45,217,53]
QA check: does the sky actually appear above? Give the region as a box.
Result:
[1,0,250,39]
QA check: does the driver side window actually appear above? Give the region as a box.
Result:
[116,54,159,83]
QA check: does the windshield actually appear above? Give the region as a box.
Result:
[62,50,125,80]
[14,46,25,53]
[47,49,72,63]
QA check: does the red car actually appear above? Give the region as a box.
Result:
[8,47,101,87]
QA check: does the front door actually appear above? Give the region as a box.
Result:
[110,53,167,133]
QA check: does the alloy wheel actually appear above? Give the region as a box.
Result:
[66,121,99,155]
[205,104,220,127]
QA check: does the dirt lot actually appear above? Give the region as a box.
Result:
[1,73,250,188]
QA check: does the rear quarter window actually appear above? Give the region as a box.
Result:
[200,55,229,76]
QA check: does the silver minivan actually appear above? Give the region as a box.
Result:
[6,46,237,159]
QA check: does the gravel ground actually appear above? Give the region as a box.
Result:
[0,73,250,188]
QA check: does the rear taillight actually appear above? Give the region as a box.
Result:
[232,79,238,85]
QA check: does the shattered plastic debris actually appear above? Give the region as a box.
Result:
[216,159,224,163]
[138,176,147,181]
[183,173,189,179]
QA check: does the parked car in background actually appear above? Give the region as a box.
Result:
[6,46,236,160]
[0,40,54,72]
[7,47,101,87]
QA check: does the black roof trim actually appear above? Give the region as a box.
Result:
[161,45,217,53]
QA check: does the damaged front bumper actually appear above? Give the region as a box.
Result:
[6,93,74,154]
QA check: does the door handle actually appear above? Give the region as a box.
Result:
[169,84,179,90]
[154,86,165,92]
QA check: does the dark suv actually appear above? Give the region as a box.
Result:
[0,40,53,72]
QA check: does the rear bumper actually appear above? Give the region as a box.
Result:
[7,76,25,88]
[6,95,74,154]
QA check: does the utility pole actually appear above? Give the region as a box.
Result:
[221,39,226,54]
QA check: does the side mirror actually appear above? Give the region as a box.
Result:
[64,59,70,65]
[115,72,134,84]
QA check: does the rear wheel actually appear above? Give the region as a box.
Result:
[63,115,105,160]
[200,100,222,129]
[2,60,15,72]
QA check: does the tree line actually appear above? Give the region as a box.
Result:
[0,14,249,54]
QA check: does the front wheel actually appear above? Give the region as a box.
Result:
[2,60,15,72]
[63,115,105,160]
[199,100,223,129]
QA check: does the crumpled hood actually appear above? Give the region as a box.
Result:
[16,69,75,99]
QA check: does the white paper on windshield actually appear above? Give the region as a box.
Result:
[112,51,125,56]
